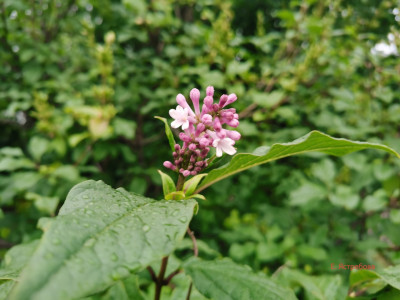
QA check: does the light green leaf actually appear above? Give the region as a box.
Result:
[28,136,50,162]
[183,174,207,197]
[0,240,39,299]
[165,191,186,200]
[9,180,197,300]
[113,117,136,140]
[376,265,400,290]
[83,274,145,300]
[184,258,297,300]
[278,268,346,300]
[158,170,176,197]
[195,131,400,193]
[0,157,35,172]
[155,116,176,153]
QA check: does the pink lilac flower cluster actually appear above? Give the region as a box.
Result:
[163,86,240,177]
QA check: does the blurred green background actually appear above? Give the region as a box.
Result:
[1,0,400,296]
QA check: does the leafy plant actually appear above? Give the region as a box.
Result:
[1,85,400,299]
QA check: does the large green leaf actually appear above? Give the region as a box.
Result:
[9,180,197,300]
[184,258,297,300]
[0,240,39,300]
[196,131,400,193]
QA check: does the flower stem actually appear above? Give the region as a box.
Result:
[154,256,169,300]
[176,173,185,191]
[185,227,198,300]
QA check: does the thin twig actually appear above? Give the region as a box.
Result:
[147,266,157,282]
[186,227,198,257]
[185,227,198,300]
[164,269,182,285]
[154,256,169,300]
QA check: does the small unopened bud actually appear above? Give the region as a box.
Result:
[163,161,175,170]
[182,170,191,177]
[179,132,192,143]
[201,114,213,125]
[190,171,198,176]
[225,93,237,106]
[189,143,197,151]
[219,94,228,108]
[206,86,214,97]
[226,130,241,141]
[195,161,204,167]
[204,96,213,108]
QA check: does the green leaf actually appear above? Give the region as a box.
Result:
[113,117,136,140]
[0,240,39,299]
[158,170,176,197]
[165,191,186,200]
[83,274,145,300]
[184,258,297,300]
[9,180,197,300]
[376,265,400,290]
[195,131,400,193]
[278,269,346,300]
[155,116,176,152]
[28,136,50,162]
[183,174,207,197]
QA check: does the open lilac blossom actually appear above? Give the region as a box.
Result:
[169,105,189,130]
[164,86,240,177]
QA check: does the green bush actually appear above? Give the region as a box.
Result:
[1,0,400,298]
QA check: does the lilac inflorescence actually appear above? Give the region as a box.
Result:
[164,86,240,177]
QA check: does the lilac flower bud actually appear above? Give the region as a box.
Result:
[190,155,196,163]
[188,164,193,170]
[174,160,180,165]
[179,132,192,143]
[179,168,184,173]
[196,123,205,136]
[233,113,239,119]
[219,94,228,108]
[172,152,178,158]
[182,170,191,177]
[194,167,201,172]
[176,94,194,116]
[163,161,175,170]
[174,144,181,151]
[190,88,201,115]
[212,103,219,112]
[190,171,198,176]
[225,93,237,107]
[201,114,213,125]
[217,130,227,139]
[189,143,197,151]
[199,137,209,147]
[195,161,204,167]
[227,119,239,127]
[213,117,222,131]
[200,148,210,158]
[204,96,213,108]
[201,103,210,115]
[206,86,214,97]
[179,149,186,155]
[226,130,241,141]
[195,149,201,156]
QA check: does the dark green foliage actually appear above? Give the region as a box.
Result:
[1,0,400,298]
